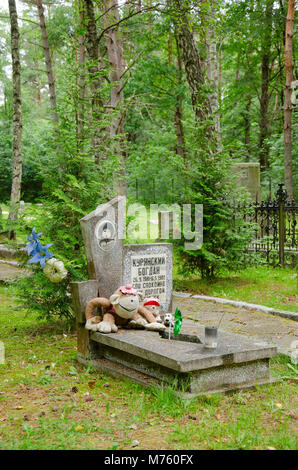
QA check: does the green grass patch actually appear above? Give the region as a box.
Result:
[173,265,298,312]
[0,283,297,450]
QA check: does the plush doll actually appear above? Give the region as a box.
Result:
[85,284,166,334]
[164,313,175,328]
[143,297,162,323]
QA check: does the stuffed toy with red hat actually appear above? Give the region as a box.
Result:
[143,297,162,323]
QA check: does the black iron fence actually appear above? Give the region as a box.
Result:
[236,183,297,267]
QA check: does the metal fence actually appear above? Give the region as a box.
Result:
[237,183,297,267]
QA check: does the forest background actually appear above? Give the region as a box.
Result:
[0,0,296,290]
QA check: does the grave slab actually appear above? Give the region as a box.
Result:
[77,322,277,395]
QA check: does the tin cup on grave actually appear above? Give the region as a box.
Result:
[204,327,218,349]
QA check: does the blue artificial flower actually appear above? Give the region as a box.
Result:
[24,227,43,255]
[27,227,42,242]
[28,248,54,268]
[24,240,43,256]
[24,228,53,267]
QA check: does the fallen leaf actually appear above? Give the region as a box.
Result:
[275,403,283,408]
[75,425,83,432]
[88,381,96,390]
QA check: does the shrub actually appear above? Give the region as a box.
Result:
[175,148,252,279]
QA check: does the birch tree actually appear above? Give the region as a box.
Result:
[8,0,22,239]
[204,0,220,139]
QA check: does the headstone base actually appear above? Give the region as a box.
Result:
[77,323,278,396]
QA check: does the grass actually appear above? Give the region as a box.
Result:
[173,265,298,313]
[0,283,297,450]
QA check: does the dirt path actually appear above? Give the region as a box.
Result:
[173,294,298,356]
[0,262,29,281]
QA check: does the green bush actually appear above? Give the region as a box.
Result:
[175,147,252,279]
[15,267,74,321]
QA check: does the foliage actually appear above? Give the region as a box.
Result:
[13,226,73,321]
[14,267,73,321]
[174,146,252,278]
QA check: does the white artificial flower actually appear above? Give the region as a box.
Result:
[44,258,67,283]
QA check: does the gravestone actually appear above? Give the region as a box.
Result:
[79,196,172,311]
[233,162,262,202]
[71,196,277,396]
[123,244,172,313]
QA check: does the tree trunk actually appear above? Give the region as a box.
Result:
[205,0,221,142]
[36,0,58,123]
[103,0,125,138]
[244,98,251,160]
[84,0,104,164]
[75,0,86,149]
[172,0,211,130]
[8,0,22,240]
[284,0,295,200]
[102,0,126,195]
[258,0,273,171]
[174,34,185,159]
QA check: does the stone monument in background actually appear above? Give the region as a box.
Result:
[233,162,262,202]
